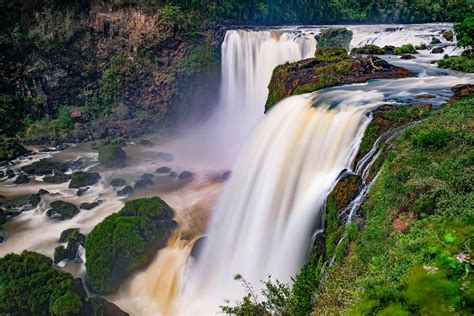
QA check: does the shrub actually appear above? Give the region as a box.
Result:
[413,129,451,149]
[85,197,176,294]
[454,17,474,48]
[57,105,74,131]
[314,47,348,62]
[437,54,474,73]
[0,251,84,315]
[351,44,385,55]
[394,44,417,55]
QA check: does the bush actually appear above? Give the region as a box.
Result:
[351,45,385,55]
[394,44,417,55]
[437,54,474,73]
[0,251,84,315]
[85,197,176,294]
[57,105,74,131]
[454,17,474,48]
[315,47,348,62]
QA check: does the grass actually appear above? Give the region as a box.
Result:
[437,51,474,73]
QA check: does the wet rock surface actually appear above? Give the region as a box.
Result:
[14,174,30,184]
[46,200,79,221]
[43,172,71,184]
[156,166,172,174]
[21,159,68,176]
[110,178,127,187]
[117,185,134,197]
[69,171,101,188]
[80,200,102,210]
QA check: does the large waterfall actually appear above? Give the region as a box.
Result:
[179,94,372,313]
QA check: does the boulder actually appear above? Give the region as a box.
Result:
[59,228,83,243]
[315,27,353,51]
[117,185,134,197]
[0,209,6,225]
[431,37,442,44]
[178,171,193,180]
[351,44,385,55]
[134,178,154,189]
[221,171,231,181]
[169,171,177,178]
[110,178,126,187]
[29,194,41,207]
[401,54,416,59]
[442,30,454,42]
[69,171,101,188]
[141,173,154,179]
[14,174,30,184]
[21,159,68,176]
[6,170,15,178]
[0,138,29,162]
[43,172,71,184]
[139,139,154,147]
[80,200,102,210]
[77,187,89,196]
[38,189,49,195]
[46,200,79,221]
[431,47,444,54]
[98,145,127,168]
[156,166,172,174]
[54,229,85,264]
[415,94,435,99]
[451,84,474,99]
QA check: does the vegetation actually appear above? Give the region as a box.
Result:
[0,251,84,315]
[98,144,127,168]
[351,44,385,55]
[394,44,417,55]
[85,197,176,294]
[437,52,474,72]
[454,17,474,48]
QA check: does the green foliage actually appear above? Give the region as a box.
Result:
[316,28,353,51]
[415,43,428,50]
[454,17,474,48]
[178,40,219,77]
[0,251,83,315]
[437,52,474,72]
[85,197,175,294]
[98,144,127,168]
[314,46,348,62]
[351,45,385,55]
[394,44,417,55]
[413,129,452,149]
[57,105,74,131]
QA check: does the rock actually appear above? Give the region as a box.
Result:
[134,178,154,189]
[141,173,154,179]
[156,166,171,174]
[315,27,353,51]
[331,173,364,211]
[384,27,401,32]
[222,171,231,180]
[178,171,193,180]
[110,178,126,187]
[59,228,80,242]
[383,45,395,54]
[29,194,41,207]
[451,84,474,99]
[431,47,444,54]
[38,189,49,195]
[169,171,177,178]
[69,107,90,123]
[6,170,15,178]
[154,152,174,162]
[77,187,89,196]
[80,200,102,210]
[54,229,85,264]
[0,209,6,225]
[0,171,4,178]
[14,174,30,184]
[46,200,79,221]
[0,138,29,162]
[190,236,206,260]
[21,159,68,176]
[442,30,454,42]
[90,297,129,316]
[139,139,154,147]
[69,171,101,188]
[43,172,71,184]
[98,145,127,168]
[415,94,435,99]
[401,54,416,59]
[117,185,134,197]
[431,37,442,44]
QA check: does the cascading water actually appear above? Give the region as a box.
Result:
[178,94,375,314]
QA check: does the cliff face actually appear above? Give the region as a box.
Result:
[0,2,223,145]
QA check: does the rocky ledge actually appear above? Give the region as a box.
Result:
[265,47,414,111]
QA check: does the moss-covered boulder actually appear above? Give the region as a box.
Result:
[0,138,29,162]
[443,30,454,41]
[316,28,353,51]
[43,172,71,184]
[47,200,79,221]
[21,159,68,176]
[265,51,414,110]
[54,229,85,264]
[69,171,101,188]
[98,144,126,168]
[0,251,85,315]
[85,197,177,294]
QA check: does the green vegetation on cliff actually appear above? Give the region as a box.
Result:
[85,197,176,294]
[313,94,474,315]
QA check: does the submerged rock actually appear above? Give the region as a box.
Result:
[141,173,154,179]
[110,178,126,187]
[77,187,89,196]
[156,166,172,174]
[139,139,154,147]
[46,200,79,221]
[21,159,68,176]
[178,171,193,180]
[221,171,231,181]
[69,171,101,188]
[54,229,85,264]
[401,54,416,59]
[43,172,71,184]
[117,185,134,197]
[154,152,174,162]
[80,200,102,210]
[431,47,444,54]
[14,174,30,184]
[134,178,154,189]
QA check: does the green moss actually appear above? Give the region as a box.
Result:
[98,144,127,168]
[315,46,349,62]
[394,44,417,55]
[0,251,84,315]
[351,45,385,55]
[85,197,176,294]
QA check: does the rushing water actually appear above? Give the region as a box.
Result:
[1,23,473,316]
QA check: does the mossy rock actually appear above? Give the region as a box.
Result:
[316,28,353,51]
[314,47,348,62]
[98,145,126,168]
[47,200,79,221]
[69,171,101,188]
[442,30,454,42]
[21,159,68,176]
[351,45,385,55]
[85,197,176,294]
[0,138,29,162]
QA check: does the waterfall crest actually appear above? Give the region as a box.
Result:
[180,94,369,313]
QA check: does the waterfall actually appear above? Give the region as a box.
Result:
[218,30,316,125]
[179,94,371,313]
